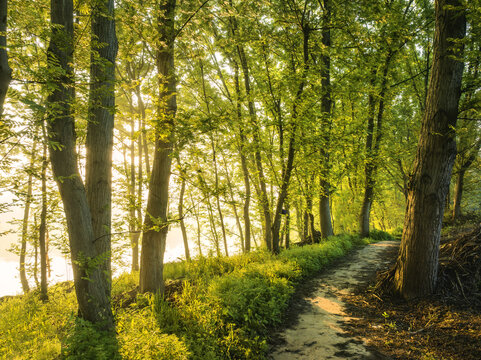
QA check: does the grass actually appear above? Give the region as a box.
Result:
[0,232,390,359]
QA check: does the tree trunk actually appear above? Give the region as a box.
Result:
[222,154,245,253]
[176,154,190,261]
[190,193,203,257]
[452,169,464,220]
[0,0,11,116]
[86,0,118,295]
[237,43,272,251]
[140,0,176,294]
[319,0,334,239]
[360,53,392,238]
[38,121,49,301]
[47,0,113,328]
[129,114,140,272]
[271,23,310,254]
[19,138,37,294]
[393,0,466,299]
[234,63,251,252]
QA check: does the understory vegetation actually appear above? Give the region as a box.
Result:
[0,232,391,359]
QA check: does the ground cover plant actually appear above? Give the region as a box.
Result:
[0,232,388,359]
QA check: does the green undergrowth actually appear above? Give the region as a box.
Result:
[0,232,393,359]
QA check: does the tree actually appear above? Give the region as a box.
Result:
[393,0,466,299]
[46,0,115,328]
[0,0,11,115]
[140,0,177,294]
[86,0,118,295]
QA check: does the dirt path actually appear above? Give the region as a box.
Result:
[269,241,399,360]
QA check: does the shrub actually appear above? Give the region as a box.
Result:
[118,305,190,360]
[368,229,396,241]
[62,317,120,360]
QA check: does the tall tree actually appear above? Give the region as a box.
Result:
[46,0,114,328]
[38,121,49,301]
[318,0,334,239]
[393,0,466,299]
[0,0,11,115]
[140,0,176,294]
[86,0,118,295]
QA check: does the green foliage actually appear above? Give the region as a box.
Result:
[208,270,293,335]
[0,283,76,359]
[118,303,190,360]
[0,234,373,359]
[62,317,120,360]
[368,229,396,242]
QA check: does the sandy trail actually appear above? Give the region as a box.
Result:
[270,241,398,360]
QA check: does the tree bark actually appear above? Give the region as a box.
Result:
[319,0,334,239]
[140,0,176,294]
[86,0,118,295]
[393,0,466,299]
[0,0,11,116]
[47,0,113,328]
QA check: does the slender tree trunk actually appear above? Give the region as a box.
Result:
[222,154,245,253]
[452,169,465,221]
[136,86,151,178]
[393,0,466,299]
[271,24,310,254]
[47,0,113,328]
[237,43,272,251]
[128,114,140,272]
[211,139,229,257]
[0,0,11,116]
[38,121,49,301]
[319,0,334,239]
[140,0,176,294]
[33,216,39,289]
[175,154,190,261]
[19,139,37,294]
[360,53,392,237]
[190,193,203,257]
[234,63,251,252]
[199,60,229,257]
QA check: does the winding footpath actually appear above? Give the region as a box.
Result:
[270,241,398,360]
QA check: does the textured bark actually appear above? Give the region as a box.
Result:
[0,0,11,116]
[47,0,113,328]
[319,0,334,239]
[139,0,176,294]
[393,0,466,299]
[86,0,118,295]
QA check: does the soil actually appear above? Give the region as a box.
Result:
[343,226,481,360]
[269,241,399,359]
[269,231,481,360]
